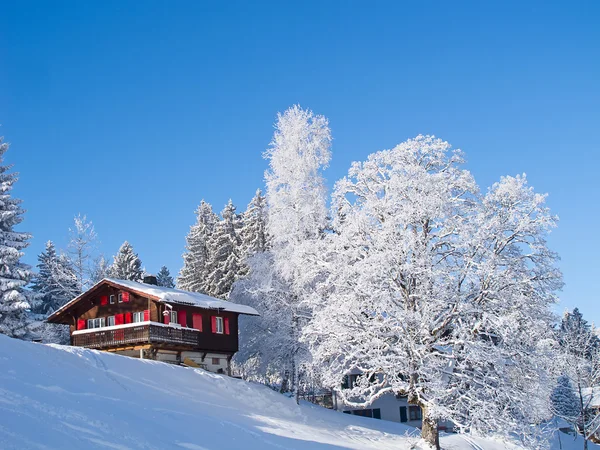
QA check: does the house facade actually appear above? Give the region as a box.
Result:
[333,372,453,431]
[46,278,259,374]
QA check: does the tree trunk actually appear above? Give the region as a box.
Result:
[421,405,440,450]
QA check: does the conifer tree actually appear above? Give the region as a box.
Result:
[551,375,580,424]
[156,266,175,288]
[205,200,242,299]
[240,189,268,258]
[178,201,218,293]
[0,137,34,338]
[31,241,78,315]
[109,241,143,281]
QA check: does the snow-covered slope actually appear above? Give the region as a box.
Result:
[0,335,593,450]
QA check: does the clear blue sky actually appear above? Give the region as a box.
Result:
[1,1,599,323]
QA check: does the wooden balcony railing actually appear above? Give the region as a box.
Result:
[72,323,201,349]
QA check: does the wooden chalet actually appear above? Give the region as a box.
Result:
[46,277,259,374]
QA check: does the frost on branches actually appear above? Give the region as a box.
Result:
[233,106,331,399]
[303,135,562,448]
[109,241,143,281]
[0,137,34,339]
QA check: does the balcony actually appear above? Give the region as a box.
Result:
[72,322,212,350]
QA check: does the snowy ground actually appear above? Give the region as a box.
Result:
[0,335,595,450]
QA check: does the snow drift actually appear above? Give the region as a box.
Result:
[0,335,593,450]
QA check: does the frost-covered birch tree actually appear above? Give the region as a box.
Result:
[178,200,218,293]
[67,214,98,292]
[109,241,143,281]
[0,137,34,339]
[303,135,562,448]
[255,105,331,400]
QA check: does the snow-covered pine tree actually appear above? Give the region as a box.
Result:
[205,200,242,299]
[240,189,268,258]
[0,136,34,339]
[551,375,580,425]
[304,135,562,448]
[556,308,600,446]
[178,201,218,293]
[156,266,175,288]
[67,214,98,292]
[31,241,79,315]
[109,241,143,281]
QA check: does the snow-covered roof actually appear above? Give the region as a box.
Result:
[103,278,259,316]
[582,387,600,408]
[48,278,259,322]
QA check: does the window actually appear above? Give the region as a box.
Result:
[107,316,115,326]
[409,406,422,421]
[170,310,178,324]
[399,406,408,423]
[215,316,224,334]
[351,409,381,419]
[109,295,115,304]
[87,318,105,329]
[118,293,123,303]
[212,357,220,365]
[133,312,144,323]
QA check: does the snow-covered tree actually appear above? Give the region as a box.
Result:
[264,105,331,283]
[552,375,580,425]
[241,105,332,400]
[0,137,34,339]
[231,252,300,388]
[156,266,175,288]
[178,201,218,293]
[109,241,143,281]
[67,214,98,292]
[31,241,78,315]
[240,189,268,259]
[556,308,600,448]
[303,135,562,448]
[205,200,242,299]
[90,255,110,284]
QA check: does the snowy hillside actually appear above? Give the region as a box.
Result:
[0,335,594,450]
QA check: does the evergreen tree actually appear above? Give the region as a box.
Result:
[156,266,175,288]
[0,137,34,339]
[205,200,242,299]
[240,189,268,258]
[178,201,218,293]
[31,241,78,315]
[551,375,580,424]
[109,241,143,281]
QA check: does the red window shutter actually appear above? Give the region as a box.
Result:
[77,319,86,330]
[144,309,149,321]
[224,317,230,335]
[163,310,170,325]
[122,292,130,302]
[115,313,124,325]
[100,295,108,306]
[192,313,202,331]
[178,310,187,327]
[125,312,132,324]
[211,316,217,333]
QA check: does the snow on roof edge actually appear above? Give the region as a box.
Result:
[48,278,260,320]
